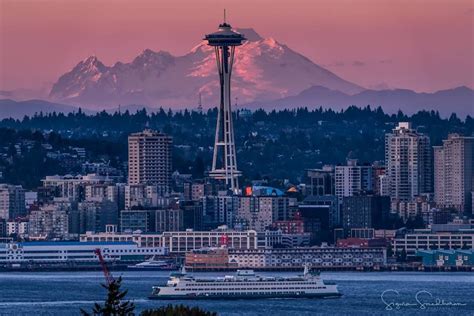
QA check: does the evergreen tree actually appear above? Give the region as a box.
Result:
[140,304,217,316]
[81,276,135,316]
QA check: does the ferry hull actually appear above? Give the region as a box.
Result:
[149,292,342,300]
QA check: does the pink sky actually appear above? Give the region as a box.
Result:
[0,0,473,93]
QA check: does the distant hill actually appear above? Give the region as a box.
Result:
[0,99,84,119]
[244,86,474,117]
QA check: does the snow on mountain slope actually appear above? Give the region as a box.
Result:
[49,28,364,108]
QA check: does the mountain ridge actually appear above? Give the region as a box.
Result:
[1,85,471,119]
[0,99,85,119]
[48,28,364,108]
[243,85,473,116]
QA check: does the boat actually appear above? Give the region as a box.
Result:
[128,258,176,271]
[149,265,341,300]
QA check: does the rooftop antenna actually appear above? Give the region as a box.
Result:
[224,9,226,24]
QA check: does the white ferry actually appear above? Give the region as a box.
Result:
[149,266,341,300]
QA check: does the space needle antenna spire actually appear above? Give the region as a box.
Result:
[204,14,246,194]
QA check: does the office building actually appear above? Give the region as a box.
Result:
[391,196,433,222]
[372,163,386,196]
[41,174,114,202]
[304,166,335,196]
[124,184,169,209]
[78,200,118,234]
[85,184,123,205]
[120,209,156,233]
[6,219,29,238]
[300,195,340,228]
[299,195,340,244]
[202,194,235,229]
[180,201,204,231]
[155,208,183,232]
[28,204,69,240]
[234,196,297,232]
[128,129,172,193]
[342,195,391,230]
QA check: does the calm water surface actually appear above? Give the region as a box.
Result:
[0,271,472,315]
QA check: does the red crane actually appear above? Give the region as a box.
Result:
[95,248,114,285]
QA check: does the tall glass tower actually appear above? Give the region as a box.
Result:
[205,18,246,194]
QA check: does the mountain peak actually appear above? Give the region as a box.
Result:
[132,49,174,67]
[235,28,263,42]
[261,37,279,47]
[140,48,172,56]
[82,55,99,63]
[76,55,107,73]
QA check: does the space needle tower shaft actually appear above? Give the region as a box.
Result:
[204,13,246,194]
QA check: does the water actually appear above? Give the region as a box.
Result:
[0,271,472,315]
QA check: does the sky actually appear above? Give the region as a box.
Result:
[0,0,473,94]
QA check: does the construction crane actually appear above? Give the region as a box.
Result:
[95,248,114,285]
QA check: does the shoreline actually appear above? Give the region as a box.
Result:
[1,264,472,273]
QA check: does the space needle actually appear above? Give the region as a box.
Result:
[205,12,246,194]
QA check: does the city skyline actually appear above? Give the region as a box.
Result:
[0,2,473,314]
[1,0,473,94]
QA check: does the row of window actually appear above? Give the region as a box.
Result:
[175,287,326,291]
[186,282,321,286]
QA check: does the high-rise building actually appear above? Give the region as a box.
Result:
[205,19,246,194]
[180,200,204,231]
[385,122,432,201]
[342,195,391,230]
[391,196,433,222]
[28,204,69,239]
[155,208,183,232]
[6,219,29,238]
[335,159,373,200]
[298,198,333,245]
[434,134,474,214]
[0,184,25,220]
[124,184,169,210]
[128,129,172,194]
[233,195,296,232]
[372,162,386,196]
[304,165,335,196]
[120,209,156,233]
[78,200,118,234]
[41,174,114,202]
[300,195,340,229]
[202,194,235,229]
[85,183,125,211]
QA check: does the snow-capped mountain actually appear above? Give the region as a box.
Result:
[49,28,363,108]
